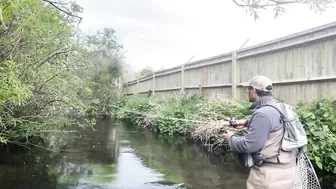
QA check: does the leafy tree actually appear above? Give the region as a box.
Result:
[77,28,126,117]
[232,0,336,20]
[140,68,154,78]
[135,67,154,78]
[0,0,125,144]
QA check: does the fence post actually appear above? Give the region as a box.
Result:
[152,73,156,95]
[231,51,237,99]
[181,64,185,92]
[137,79,140,94]
[125,82,128,96]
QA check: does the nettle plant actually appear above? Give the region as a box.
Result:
[296,98,336,173]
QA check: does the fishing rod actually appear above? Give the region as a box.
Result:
[109,104,232,126]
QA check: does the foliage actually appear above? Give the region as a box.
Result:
[0,0,124,144]
[111,94,250,140]
[135,67,154,78]
[152,94,204,135]
[111,94,336,174]
[296,98,336,173]
[232,0,336,20]
[77,28,125,117]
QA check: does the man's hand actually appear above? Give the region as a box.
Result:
[223,130,234,140]
[229,118,248,128]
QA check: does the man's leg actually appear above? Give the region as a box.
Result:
[246,166,263,189]
[262,165,297,189]
[247,165,297,189]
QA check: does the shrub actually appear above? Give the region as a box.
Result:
[296,98,336,173]
[152,94,204,135]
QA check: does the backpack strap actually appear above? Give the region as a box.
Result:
[260,101,286,119]
[259,101,287,163]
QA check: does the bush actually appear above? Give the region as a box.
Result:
[111,94,336,174]
[152,94,204,135]
[296,98,336,173]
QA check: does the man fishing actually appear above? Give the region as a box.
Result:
[223,75,298,189]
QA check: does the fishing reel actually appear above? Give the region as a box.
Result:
[228,117,238,128]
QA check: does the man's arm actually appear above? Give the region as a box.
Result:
[227,112,272,153]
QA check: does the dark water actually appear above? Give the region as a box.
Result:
[0,119,334,189]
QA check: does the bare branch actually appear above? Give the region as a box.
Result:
[41,0,67,5]
[41,0,83,20]
[269,0,302,4]
[37,73,64,92]
[232,0,246,6]
[35,48,74,69]
[33,99,65,116]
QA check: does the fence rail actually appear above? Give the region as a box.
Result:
[123,21,336,105]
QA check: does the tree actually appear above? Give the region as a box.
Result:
[78,28,125,117]
[134,67,154,78]
[0,0,125,145]
[232,0,336,20]
[140,68,154,78]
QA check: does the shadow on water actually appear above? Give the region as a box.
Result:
[0,119,334,189]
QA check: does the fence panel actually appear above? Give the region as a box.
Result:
[138,78,153,93]
[155,72,182,91]
[123,21,336,104]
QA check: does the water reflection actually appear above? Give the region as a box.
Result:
[0,119,334,189]
[120,123,250,189]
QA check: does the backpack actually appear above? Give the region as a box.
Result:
[260,101,308,152]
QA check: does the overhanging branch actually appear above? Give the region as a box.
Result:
[41,0,82,20]
[232,0,336,8]
[232,0,336,20]
[232,0,292,7]
[35,48,74,69]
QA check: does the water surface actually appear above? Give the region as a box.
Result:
[0,119,334,189]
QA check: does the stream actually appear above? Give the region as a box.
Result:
[0,119,334,189]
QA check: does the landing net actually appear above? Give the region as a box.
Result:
[291,152,321,189]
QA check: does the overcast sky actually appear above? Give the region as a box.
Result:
[76,0,336,77]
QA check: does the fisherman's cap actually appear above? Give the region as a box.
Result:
[248,75,273,92]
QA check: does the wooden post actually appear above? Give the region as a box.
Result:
[152,73,156,95]
[181,64,185,92]
[231,51,237,99]
[137,79,140,94]
[125,82,128,96]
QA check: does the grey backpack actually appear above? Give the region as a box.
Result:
[261,101,308,152]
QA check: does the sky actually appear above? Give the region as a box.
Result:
[75,0,336,79]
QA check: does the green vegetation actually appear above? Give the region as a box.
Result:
[111,94,336,174]
[296,98,336,173]
[111,94,249,138]
[0,0,124,144]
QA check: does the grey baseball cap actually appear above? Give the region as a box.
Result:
[248,75,273,92]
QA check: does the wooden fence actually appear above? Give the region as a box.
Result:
[123,21,336,105]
